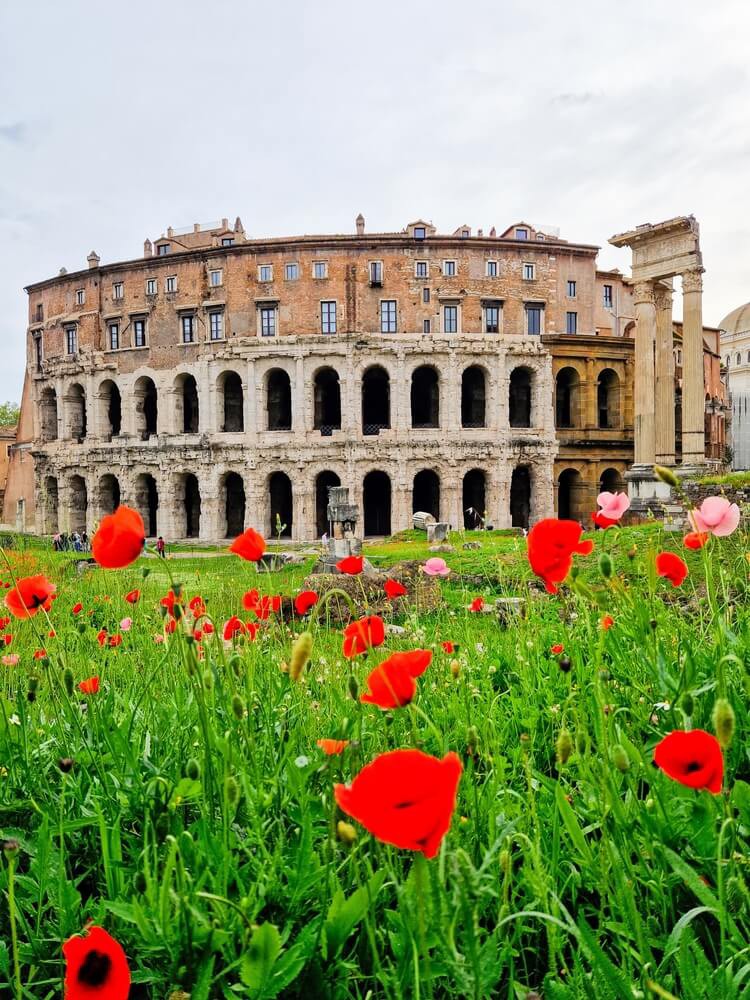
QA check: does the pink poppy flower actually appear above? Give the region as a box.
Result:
[689,496,740,538]
[596,492,630,521]
[2,654,19,666]
[422,557,450,578]
[119,617,132,632]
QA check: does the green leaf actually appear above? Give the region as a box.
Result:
[576,915,635,1000]
[663,847,744,947]
[263,922,319,999]
[732,780,750,828]
[323,870,385,959]
[191,954,215,1000]
[241,922,282,995]
[555,784,593,865]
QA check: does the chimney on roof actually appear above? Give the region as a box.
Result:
[144,238,152,258]
[234,216,243,233]
[87,251,100,269]
[356,213,365,236]
[167,227,174,238]
[194,223,201,233]
[477,229,483,237]
[489,226,496,237]
[222,217,228,230]
[59,267,67,275]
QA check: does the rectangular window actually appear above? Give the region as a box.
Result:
[113,282,124,300]
[567,280,576,298]
[209,269,223,287]
[603,284,613,308]
[108,322,119,350]
[133,318,147,347]
[423,319,431,334]
[157,243,170,256]
[35,303,43,322]
[313,261,328,279]
[146,278,157,296]
[34,335,43,367]
[380,300,397,333]
[415,260,428,278]
[423,287,430,304]
[515,227,529,240]
[443,260,456,277]
[221,237,234,246]
[566,311,578,334]
[76,288,85,306]
[414,226,426,239]
[321,300,337,334]
[181,314,195,343]
[285,262,299,280]
[209,311,224,340]
[259,264,273,282]
[443,305,458,334]
[484,304,500,334]
[526,305,542,335]
[260,306,277,337]
[369,261,383,285]
[65,327,77,355]
[523,262,535,281]
[166,275,177,293]
[486,260,498,277]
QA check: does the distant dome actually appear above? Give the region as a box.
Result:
[719,302,750,335]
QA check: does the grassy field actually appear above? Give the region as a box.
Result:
[0,519,748,999]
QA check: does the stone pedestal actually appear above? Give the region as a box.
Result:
[624,464,673,515]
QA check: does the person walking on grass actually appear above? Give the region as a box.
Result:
[156,536,166,558]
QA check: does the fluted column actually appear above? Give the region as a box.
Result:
[632,281,657,465]
[654,282,675,465]
[681,269,705,465]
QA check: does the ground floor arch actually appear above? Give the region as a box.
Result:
[463,469,486,529]
[315,470,341,537]
[269,472,293,538]
[69,475,88,534]
[135,472,159,537]
[412,469,440,520]
[557,468,585,522]
[222,472,246,538]
[510,466,531,529]
[98,473,121,519]
[43,475,59,534]
[363,470,391,536]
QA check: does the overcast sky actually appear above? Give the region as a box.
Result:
[1,0,749,403]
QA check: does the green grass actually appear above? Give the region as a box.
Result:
[0,522,748,998]
[698,470,750,487]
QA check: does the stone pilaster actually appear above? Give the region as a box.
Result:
[681,269,706,465]
[654,282,675,465]
[632,281,657,465]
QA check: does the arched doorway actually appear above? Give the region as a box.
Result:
[183,473,201,538]
[599,467,625,496]
[67,383,87,441]
[557,468,583,522]
[313,368,341,434]
[269,472,293,537]
[509,368,532,427]
[134,377,158,439]
[176,374,200,433]
[100,380,122,438]
[461,366,486,427]
[463,469,486,530]
[43,476,59,534]
[267,369,292,430]
[411,367,439,428]
[362,366,390,434]
[222,472,246,538]
[555,368,580,428]
[412,470,440,520]
[135,473,159,537]
[69,475,88,534]
[315,470,341,538]
[363,471,391,536]
[597,369,621,429]
[510,466,531,529]
[98,474,120,518]
[40,387,58,442]
[219,371,244,432]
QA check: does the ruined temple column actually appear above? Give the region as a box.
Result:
[653,282,675,466]
[632,281,657,465]
[681,269,706,465]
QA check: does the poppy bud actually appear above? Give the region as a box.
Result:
[77,621,87,634]
[570,565,580,580]
[134,871,147,894]
[499,848,511,876]
[289,631,313,682]
[650,619,657,631]
[348,674,359,700]
[203,670,213,691]
[450,658,461,678]
[2,838,19,859]
[576,730,588,755]
[225,775,239,805]
[63,667,74,696]
[141,567,151,579]
[186,758,201,781]
[184,633,194,645]
[279,660,289,674]
[627,546,637,560]
[712,697,735,749]
[559,657,572,673]
[598,553,613,579]
[467,726,478,753]
[231,694,245,720]
[336,820,357,845]
[58,757,74,773]
[173,603,183,621]
[27,691,36,703]
[726,875,747,915]
[681,692,694,718]
[653,464,679,488]
[612,744,629,772]
[28,677,39,692]
[556,728,573,766]
[229,655,243,677]
[173,583,183,599]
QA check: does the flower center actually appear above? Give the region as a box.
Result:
[685,761,702,774]
[77,949,112,986]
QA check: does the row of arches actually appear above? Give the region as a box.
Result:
[556,467,626,522]
[38,364,539,443]
[555,367,622,429]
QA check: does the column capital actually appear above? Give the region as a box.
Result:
[682,269,704,293]
[653,284,673,311]
[633,281,656,305]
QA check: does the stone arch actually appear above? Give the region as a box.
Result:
[134,375,158,439]
[134,472,159,537]
[461,365,486,428]
[599,467,626,495]
[69,474,88,534]
[221,471,246,538]
[175,472,201,538]
[557,468,584,522]
[597,368,621,429]
[218,370,244,433]
[267,368,292,431]
[413,469,440,520]
[40,386,58,442]
[555,367,581,428]
[99,379,122,438]
[362,365,390,434]
[66,382,87,441]
[462,468,486,529]
[315,470,341,537]
[509,366,533,428]
[411,365,439,428]
[510,465,531,529]
[624,321,635,338]
[313,366,342,433]
[42,475,59,533]
[363,470,391,536]
[175,372,200,434]
[97,473,120,518]
[269,471,293,537]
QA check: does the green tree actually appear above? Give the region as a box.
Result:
[0,401,19,426]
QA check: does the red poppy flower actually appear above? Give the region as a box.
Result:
[242,589,259,612]
[252,595,280,620]
[441,641,457,654]
[72,603,83,615]
[96,629,107,647]
[193,628,203,641]
[189,595,206,618]
[335,749,463,859]
[684,531,709,550]
[317,738,349,755]
[78,676,100,695]
[63,924,131,1000]
[48,629,56,638]
[160,590,182,616]
[551,643,564,655]
[656,552,689,588]
[223,616,258,641]
[336,555,363,575]
[202,621,215,635]
[108,634,122,648]
[527,519,594,595]
[342,615,386,658]
[384,579,407,599]
[5,574,56,619]
[592,511,619,529]
[469,597,484,612]
[3,634,12,646]
[91,505,145,569]
[295,590,319,615]
[164,618,177,635]
[654,729,723,794]
[33,649,47,659]
[124,589,141,605]
[601,615,614,631]
[361,649,432,709]
[229,527,266,562]
[0,616,9,630]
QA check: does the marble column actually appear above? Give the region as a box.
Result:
[653,282,675,465]
[681,269,705,465]
[632,281,657,465]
